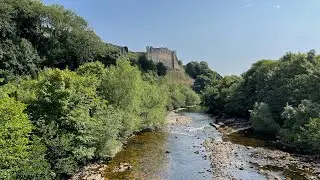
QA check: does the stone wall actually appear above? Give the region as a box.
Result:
[146,46,179,69]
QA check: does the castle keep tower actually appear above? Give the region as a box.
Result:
[146,46,179,69]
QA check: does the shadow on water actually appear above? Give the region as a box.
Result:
[223,129,277,149]
[180,106,209,113]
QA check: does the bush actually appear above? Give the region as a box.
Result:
[250,102,280,134]
[99,59,143,137]
[156,62,167,76]
[280,100,320,151]
[0,95,51,179]
[140,80,168,129]
[297,118,320,152]
[0,96,31,179]
[23,69,123,177]
[182,86,201,106]
[0,0,204,177]
[167,83,186,110]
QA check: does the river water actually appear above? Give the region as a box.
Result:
[103,111,316,180]
[104,111,266,179]
[104,112,217,179]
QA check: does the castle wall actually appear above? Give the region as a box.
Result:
[146,46,179,69]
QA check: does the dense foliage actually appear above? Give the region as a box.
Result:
[0,92,52,179]
[201,51,320,153]
[0,0,120,83]
[0,60,199,179]
[0,0,200,179]
[184,61,221,93]
[132,54,168,76]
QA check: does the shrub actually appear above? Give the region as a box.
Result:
[0,95,51,179]
[250,102,280,134]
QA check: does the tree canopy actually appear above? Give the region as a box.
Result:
[201,50,320,153]
[0,1,200,179]
[184,61,221,93]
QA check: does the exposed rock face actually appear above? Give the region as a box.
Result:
[146,46,180,69]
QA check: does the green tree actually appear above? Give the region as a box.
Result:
[140,80,168,129]
[0,96,32,179]
[0,95,51,179]
[0,0,117,76]
[24,68,121,177]
[297,118,320,152]
[280,100,320,145]
[250,102,280,134]
[184,61,221,79]
[167,82,186,110]
[193,75,213,93]
[156,62,167,76]
[0,39,40,84]
[201,75,241,115]
[181,86,201,106]
[137,54,157,73]
[99,59,143,137]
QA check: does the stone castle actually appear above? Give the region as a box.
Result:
[146,46,179,69]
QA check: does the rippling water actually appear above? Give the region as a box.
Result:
[103,111,314,180]
[104,112,217,179]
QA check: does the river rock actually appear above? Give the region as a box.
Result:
[112,162,132,172]
[85,174,104,180]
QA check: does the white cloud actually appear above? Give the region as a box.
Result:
[273,4,281,9]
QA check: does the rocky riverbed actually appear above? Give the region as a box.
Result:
[71,111,320,180]
[205,117,320,180]
[70,111,196,180]
[167,111,192,125]
[204,140,320,180]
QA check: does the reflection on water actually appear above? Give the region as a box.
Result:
[223,129,276,149]
[104,131,169,179]
[103,111,318,180]
[104,112,216,180]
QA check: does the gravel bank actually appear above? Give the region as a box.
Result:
[167,111,192,125]
[204,125,320,180]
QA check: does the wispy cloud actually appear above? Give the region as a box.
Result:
[243,3,253,8]
[242,0,253,8]
[273,4,281,9]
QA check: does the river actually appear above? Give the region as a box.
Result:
[102,111,319,180]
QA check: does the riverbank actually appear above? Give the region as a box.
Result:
[167,111,192,125]
[70,110,194,180]
[71,111,320,180]
[205,117,320,180]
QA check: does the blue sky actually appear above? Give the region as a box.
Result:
[43,0,320,75]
